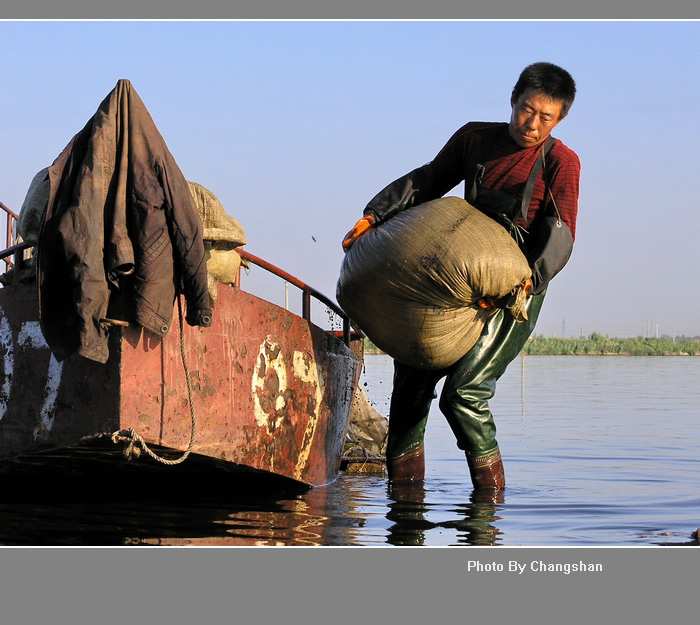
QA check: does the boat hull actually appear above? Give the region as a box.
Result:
[0,282,360,486]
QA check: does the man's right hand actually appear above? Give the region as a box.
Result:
[477,277,533,310]
[342,215,374,252]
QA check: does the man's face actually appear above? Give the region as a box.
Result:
[508,88,565,148]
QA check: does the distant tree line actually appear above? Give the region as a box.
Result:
[522,333,700,355]
[364,333,700,356]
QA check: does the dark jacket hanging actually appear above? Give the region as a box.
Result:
[38,79,212,364]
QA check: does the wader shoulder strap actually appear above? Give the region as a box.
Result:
[520,136,555,224]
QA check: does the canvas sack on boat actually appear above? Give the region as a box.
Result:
[3,167,52,283]
[187,181,247,306]
[336,196,532,370]
[17,168,51,248]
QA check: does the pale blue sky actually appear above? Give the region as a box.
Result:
[2,20,698,338]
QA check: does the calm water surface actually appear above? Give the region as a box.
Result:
[1,354,698,546]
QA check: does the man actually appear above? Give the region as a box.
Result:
[342,62,580,491]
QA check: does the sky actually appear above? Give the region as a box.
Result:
[1,20,699,339]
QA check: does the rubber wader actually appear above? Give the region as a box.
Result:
[386,293,544,487]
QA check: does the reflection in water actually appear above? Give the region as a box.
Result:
[0,454,375,546]
[126,495,332,547]
[386,480,436,546]
[0,484,334,547]
[446,489,505,546]
[0,457,506,547]
[2,355,700,546]
[0,452,330,547]
[386,480,505,546]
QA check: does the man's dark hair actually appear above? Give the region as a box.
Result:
[512,62,576,118]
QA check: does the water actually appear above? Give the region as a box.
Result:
[1,354,698,546]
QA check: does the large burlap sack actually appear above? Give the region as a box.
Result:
[188,181,247,306]
[336,196,532,370]
[188,181,246,247]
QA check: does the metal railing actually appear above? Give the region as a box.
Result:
[0,202,360,346]
[237,249,359,346]
[0,202,28,273]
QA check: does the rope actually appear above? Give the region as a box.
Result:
[111,295,197,465]
[506,284,530,323]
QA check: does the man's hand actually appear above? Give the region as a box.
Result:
[477,277,533,311]
[476,296,502,311]
[342,215,374,252]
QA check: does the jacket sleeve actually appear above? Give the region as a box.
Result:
[363,164,437,224]
[159,160,213,327]
[363,129,468,224]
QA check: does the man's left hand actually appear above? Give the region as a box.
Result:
[342,215,374,252]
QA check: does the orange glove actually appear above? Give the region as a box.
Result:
[342,215,374,252]
[477,296,499,311]
[522,277,533,295]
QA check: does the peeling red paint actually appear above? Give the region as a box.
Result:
[0,281,361,486]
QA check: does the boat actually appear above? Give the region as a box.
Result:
[0,200,364,489]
